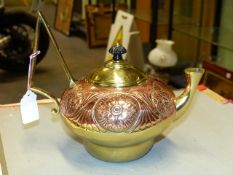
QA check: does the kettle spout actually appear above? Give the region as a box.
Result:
[175,68,205,119]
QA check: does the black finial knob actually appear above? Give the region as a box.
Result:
[109,44,127,61]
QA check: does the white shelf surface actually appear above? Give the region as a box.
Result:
[0,92,233,175]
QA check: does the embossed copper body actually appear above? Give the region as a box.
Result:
[61,76,176,133]
[57,45,204,162]
[28,18,205,162]
[60,75,179,162]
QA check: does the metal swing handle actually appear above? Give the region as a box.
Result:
[28,11,75,114]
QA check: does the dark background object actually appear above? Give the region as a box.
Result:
[0,9,49,72]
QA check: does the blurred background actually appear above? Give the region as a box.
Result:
[1,0,233,104]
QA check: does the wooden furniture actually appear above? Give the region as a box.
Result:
[133,0,170,44]
[169,0,217,65]
[85,4,113,47]
[168,0,233,98]
[54,0,74,35]
[85,3,127,48]
[54,0,127,47]
[202,60,233,100]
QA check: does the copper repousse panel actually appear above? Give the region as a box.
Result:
[60,76,176,133]
[93,93,140,132]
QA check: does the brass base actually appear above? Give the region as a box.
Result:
[84,139,154,162]
[62,114,176,162]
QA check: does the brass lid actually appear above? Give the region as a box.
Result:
[88,44,147,87]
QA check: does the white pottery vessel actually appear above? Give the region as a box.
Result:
[148,39,177,68]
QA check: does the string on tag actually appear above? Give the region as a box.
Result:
[27,50,41,90]
[20,50,41,125]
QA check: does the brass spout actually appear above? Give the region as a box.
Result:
[175,68,205,119]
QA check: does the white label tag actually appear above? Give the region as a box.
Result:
[20,90,40,124]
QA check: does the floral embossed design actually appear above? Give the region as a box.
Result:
[60,88,83,118]
[60,85,100,131]
[151,90,175,118]
[93,93,140,132]
[60,76,176,132]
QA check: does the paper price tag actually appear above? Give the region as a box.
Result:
[20,90,40,124]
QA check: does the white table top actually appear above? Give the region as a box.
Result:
[0,91,233,175]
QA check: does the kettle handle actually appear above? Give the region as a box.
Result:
[36,11,75,86]
[27,11,75,114]
[30,87,60,114]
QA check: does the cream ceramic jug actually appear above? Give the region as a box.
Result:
[148,39,177,68]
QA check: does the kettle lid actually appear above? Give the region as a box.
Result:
[88,44,147,87]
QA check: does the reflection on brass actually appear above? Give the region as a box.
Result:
[59,67,204,162]
[88,59,147,87]
[59,44,204,162]
[175,68,205,119]
[28,12,205,162]
[89,44,147,87]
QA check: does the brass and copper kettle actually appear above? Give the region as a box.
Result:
[28,12,204,162]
